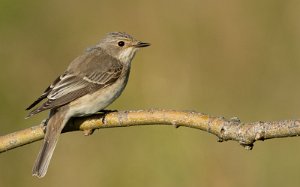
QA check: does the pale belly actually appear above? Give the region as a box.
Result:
[67,76,127,117]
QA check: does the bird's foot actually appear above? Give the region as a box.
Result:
[97,109,118,124]
[97,109,118,114]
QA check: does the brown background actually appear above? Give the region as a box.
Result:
[1,0,300,186]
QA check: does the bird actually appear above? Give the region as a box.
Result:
[26,32,150,178]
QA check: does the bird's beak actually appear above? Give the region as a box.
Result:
[134,41,151,48]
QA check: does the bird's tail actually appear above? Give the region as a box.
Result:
[32,109,69,178]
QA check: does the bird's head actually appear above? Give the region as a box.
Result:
[97,32,150,63]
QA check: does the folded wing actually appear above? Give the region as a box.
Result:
[26,50,123,118]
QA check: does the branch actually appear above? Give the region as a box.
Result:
[1,109,300,153]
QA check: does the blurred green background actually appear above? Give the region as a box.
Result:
[1,0,300,186]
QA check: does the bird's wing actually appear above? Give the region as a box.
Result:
[26,50,123,117]
[26,75,62,111]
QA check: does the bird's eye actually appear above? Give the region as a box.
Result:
[118,41,125,47]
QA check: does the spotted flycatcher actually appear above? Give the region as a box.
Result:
[26,32,150,178]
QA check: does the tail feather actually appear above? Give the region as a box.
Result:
[32,109,69,178]
[32,135,59,178]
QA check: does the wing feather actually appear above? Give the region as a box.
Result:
[26,52,123,118]
[26,75,63,110]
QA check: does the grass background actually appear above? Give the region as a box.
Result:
[1,0,300,186]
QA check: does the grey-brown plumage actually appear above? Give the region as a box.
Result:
[26,48,123,118]
[27,32,150,178]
